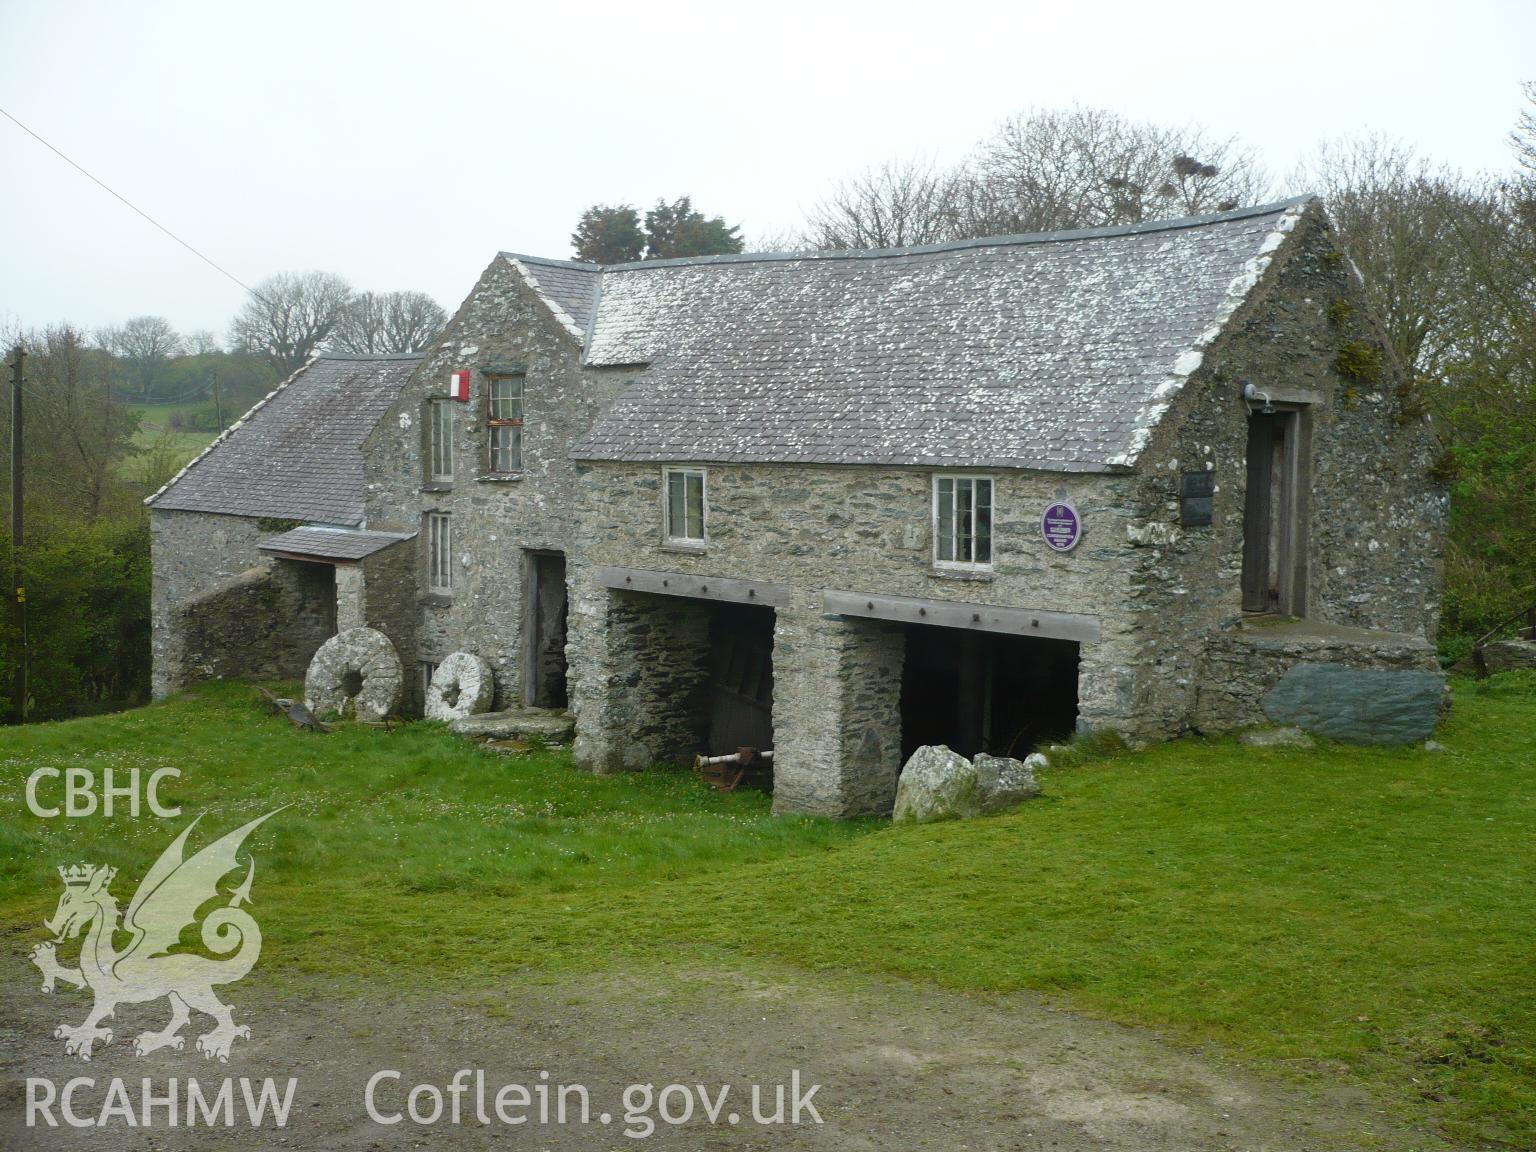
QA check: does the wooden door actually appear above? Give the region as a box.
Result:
[1241,411,1297,614]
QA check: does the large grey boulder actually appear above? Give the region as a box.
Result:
[893,745,979,823]
[893,746,1043,823]
[425,652,494,721]
[1261,663,1443,745]
[973,753,1042,812]
[1478,639,1536,676]
[305,627,403,723]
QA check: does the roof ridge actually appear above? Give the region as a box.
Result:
[498,252,602,272]
[314,351,426,361]
[503,196,1315,274]
[505,256,588,340]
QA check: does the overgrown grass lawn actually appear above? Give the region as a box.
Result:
[126,401,218,469]
[3,675,1534,1145]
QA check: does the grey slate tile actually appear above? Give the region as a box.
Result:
[148,353,419,524]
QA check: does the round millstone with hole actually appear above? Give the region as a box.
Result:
[304,627,403,723]
[424,652,495,721]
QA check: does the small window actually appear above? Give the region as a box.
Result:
[427,512,452,592]
[1180,470,1214,527]
[487,375,523,473]
[428,399,454,482]
[934,475,993,568]
[664,468,706,544]
[420,661,439,699]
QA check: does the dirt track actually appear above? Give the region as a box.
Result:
[0,957,1459,1151]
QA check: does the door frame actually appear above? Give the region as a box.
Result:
[1240,405,1311,617]
[521,549,568,709]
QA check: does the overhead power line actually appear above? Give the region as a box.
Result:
[0,104,263,301]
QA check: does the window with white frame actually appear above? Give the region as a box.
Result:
[427,512,452,592]
[933,475,993,568]
[487,375,523,473]
[664,467,706,544]
[427,399,454,482]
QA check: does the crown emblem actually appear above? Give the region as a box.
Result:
[57,864,99,888]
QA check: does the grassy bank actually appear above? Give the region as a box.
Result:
[126,401,219,470]
[2,675,1533,1145]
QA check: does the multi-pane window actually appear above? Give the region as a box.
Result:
[487,375,524,473]
[427,512,452,592]
[664,468,706,544]
[934,475,993,568]
[428,400,454,482]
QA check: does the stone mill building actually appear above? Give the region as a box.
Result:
[148,196,1448,817]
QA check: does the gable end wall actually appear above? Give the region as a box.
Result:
[1125,204,1447,735]
[362,256,639,708]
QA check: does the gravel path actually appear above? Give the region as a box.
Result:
[0,959,1457,1151]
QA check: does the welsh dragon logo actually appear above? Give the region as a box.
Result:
[29,810,281,1062]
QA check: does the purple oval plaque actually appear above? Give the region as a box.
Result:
[1041,501,1081,552]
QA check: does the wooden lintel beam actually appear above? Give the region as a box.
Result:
[823,590,1101,644]
[597,566,792,608]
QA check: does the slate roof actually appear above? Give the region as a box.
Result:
[147,353,420,524]
[553,198,1312,472]
[505,255,599,339]
[258,525,415,562]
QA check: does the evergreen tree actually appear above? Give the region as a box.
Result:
[642,196,743,259]
[570,204,645,264]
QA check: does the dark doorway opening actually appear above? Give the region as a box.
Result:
[525,551,568,709]
[899,625,1078,762]
[1241,408,1308,616]
[706,603,775,769]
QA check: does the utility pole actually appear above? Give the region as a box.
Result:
[8,343,26,724]
[211,366,223,430]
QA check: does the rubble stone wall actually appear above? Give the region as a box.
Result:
[361,256,639,710]
[151,506,337,694]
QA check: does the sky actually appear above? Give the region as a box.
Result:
[0,0,1531,339]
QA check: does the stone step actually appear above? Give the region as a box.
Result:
[447,708,575,743]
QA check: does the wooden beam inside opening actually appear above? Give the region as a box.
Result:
[823,590,1100,644]
[597,566,792,608]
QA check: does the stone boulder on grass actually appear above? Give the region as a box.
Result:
[973,752,1043,812]
[893,746,1042,823]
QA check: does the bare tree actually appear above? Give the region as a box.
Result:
[743,228,804,254]
[104,315,181,399]
[5,325,137,522]
[802,158,969,250]
[1296,136,1471,377]
[184,329,222,356]
[797,107,1270,251]
[332,290,447,354]
[228,271,353,374]
[970,106,1270,234]
[1512,80,1536,176]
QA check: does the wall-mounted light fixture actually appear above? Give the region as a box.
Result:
[1241,380,1275,414]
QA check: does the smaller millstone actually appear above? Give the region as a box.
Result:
[425,652,495,721]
